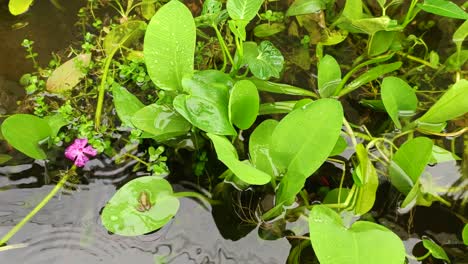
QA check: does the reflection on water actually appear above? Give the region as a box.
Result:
[0,163,290,263]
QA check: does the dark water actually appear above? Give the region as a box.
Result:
[0,1,466,264]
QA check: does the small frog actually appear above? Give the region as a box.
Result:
[135,191,152,212]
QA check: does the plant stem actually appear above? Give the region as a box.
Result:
[95,49,117,130]
[213,26,235,70]
[173,191,221,205]
[0,169,74,246]
[343,118,358,147]
[396,51,438,69]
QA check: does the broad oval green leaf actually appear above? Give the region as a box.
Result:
[173,71,236,135]
[113,86,145,127]
[46,54,91,94]
[8,0,33,15]
[249,119,278,177]
[101,176,179,236]
[226,0,263,21]
[417,79,468,124]
[418,0,468,20]
[286,0,325,16]
[354,144,378,215]
[422,237,451,263]
[104,21,146,56]
[272,99,343,205]
[368,31,397,56]
[381,77,418,129]
[131,104,191,141]
[144,0,196,91]
[229,80,259,130]
[1,114,51,160]
[309,205,406,264]
[207,133,271,185]
[389,137,433,194]
[318,55,341,98]
[244,41,284,80]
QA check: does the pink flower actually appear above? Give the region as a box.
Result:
[65,138,97,167]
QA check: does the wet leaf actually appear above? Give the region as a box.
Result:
[389,137,433,194]
[131,104,191,141]
[422,238,451,263]
[229,80,259,130]
[318,55,341,98]
[46,54,91,93]
[418,0,468,20]
[101,176,179,236]
[273,99,343,205]
[381,77,418,129]
[113,86,145,127]
[244,41,284,80]
[173,71,236,135]
[286,0,326,16]
[226,0,263,21]
[417,79,468,124]
[8,0,33,15]
[309,205,406,264]
[249,119,279,177]
[207,133,271,185]
[104,21,146,55]
[253,23,286,38]
[144,0,196,91]
[1,114,51,160]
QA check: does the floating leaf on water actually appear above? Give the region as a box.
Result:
[309,205,406,264]
[101,176,179,236]
[46,54,91,94]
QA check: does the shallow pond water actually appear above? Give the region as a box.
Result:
[0,1,467,264]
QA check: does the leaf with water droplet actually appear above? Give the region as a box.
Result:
[101,176,179,236]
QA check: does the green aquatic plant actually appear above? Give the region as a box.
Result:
[1,0,467,262]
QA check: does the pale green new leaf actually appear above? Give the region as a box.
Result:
[228,80,259,130]
[422,238,451,263]
[144,0,196,91]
